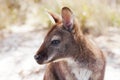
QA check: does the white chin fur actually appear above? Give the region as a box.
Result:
[43,54,55,63]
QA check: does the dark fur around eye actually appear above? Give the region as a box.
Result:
[51,40,60,45]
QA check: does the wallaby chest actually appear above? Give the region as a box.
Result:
[66,58,93,80]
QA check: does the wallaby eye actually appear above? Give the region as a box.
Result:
[51,40,60,45]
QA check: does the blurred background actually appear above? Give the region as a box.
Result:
[0,0,120,80]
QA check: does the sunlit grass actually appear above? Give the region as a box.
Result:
[0,0,120,34]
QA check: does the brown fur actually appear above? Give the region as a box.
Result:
[44,61,76,80]
[34,7,106,80]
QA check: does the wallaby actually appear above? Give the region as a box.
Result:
[34,7,106,80]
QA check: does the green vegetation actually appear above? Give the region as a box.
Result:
[0,0,120,34]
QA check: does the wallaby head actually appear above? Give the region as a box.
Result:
[34,7,82,64]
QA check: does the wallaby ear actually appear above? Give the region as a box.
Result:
[61,7,74,31]
[48,11,62,23]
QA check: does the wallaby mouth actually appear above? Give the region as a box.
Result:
[34,52,48,64]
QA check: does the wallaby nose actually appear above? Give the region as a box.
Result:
[34,54,40,61]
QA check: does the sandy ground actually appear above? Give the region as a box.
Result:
[0,27,120,80]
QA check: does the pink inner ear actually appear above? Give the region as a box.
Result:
[62,10,72,22]
[62,7,73,29]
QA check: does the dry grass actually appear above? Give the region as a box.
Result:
[0,0,120,34]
